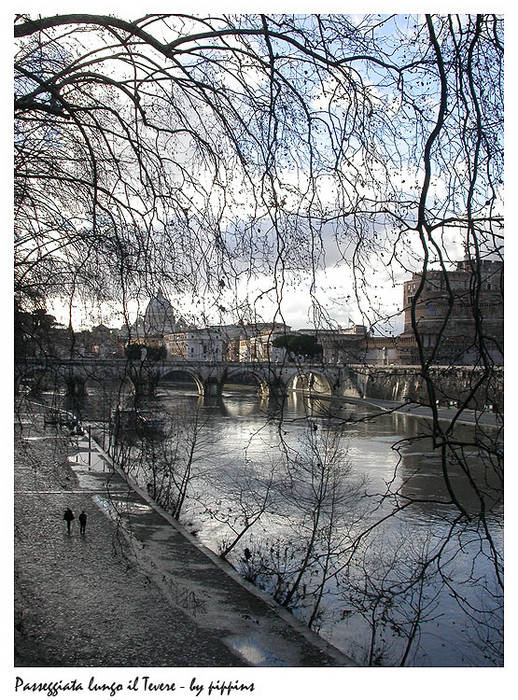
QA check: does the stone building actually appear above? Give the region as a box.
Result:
[362,335,399,365]
[238,325,291,362]
[164,328,223,362]
[90,324,125,358]
[123,289,189,352]
[209,324,247,362]
[397,258,503,365]
[142,289,179,336]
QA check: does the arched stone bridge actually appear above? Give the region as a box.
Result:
[15,358,502,410]
[15,357,366,400]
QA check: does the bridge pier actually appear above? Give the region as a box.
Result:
[338,378,363,399]
[203,378,221,397]
[258,383,270,399]
[65,377,86,398]
[132,377,159,398]
[267,377,287,400]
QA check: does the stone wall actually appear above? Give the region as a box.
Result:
[345,365,503,411]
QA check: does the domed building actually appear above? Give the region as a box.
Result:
[143,288,178,336]
[125,289,184,343]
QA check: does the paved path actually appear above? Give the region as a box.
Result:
[342,397,502,428]
[14,410,355,667]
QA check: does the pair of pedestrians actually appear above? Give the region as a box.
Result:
[63,508,87,535]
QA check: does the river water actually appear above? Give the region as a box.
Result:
[49,381,503,667]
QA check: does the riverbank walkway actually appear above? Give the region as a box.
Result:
[14,408,356,667]
[344,397,502,429]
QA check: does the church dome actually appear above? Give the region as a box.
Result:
[143,289,177,336]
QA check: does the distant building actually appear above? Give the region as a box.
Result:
[239,325,291,362]
[398,258,503,365]
[110,258,502,369]
[90,324,124,358]
[123,289,189,351]
[164,328,223,362]
[209,324,247,362]
[143,288,179,336]
[362,336,399,365]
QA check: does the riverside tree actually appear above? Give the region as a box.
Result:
[272,333,323,360]
[16,15,501,328]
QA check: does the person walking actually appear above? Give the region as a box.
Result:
[79,510,87,536]
[63,507,74,534]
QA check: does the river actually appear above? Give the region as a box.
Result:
[46,380,503,667]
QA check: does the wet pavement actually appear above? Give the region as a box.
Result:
[14,409,356,667]
[344,397,502,428]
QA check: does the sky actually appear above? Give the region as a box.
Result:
[5,2,514,699]
[45,247,408,335]
[29,11,498,337]
[13,11,503,337]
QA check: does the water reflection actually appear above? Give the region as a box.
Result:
[46,383,502,666]
[65,383,503,535]
[225,635,290,666]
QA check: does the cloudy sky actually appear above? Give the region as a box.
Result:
[29,9,500,337]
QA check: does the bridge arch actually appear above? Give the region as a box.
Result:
[15,365,41,394]
[88,374,137,399]
[286,369,333,396]
[157,367,205,396]
[223,368,270,398]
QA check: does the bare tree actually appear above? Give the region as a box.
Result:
[14,13,503,666]
[337,531,445,666]
[235,422,365,620]
[117,403,210,522]
[204,462,278,561]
